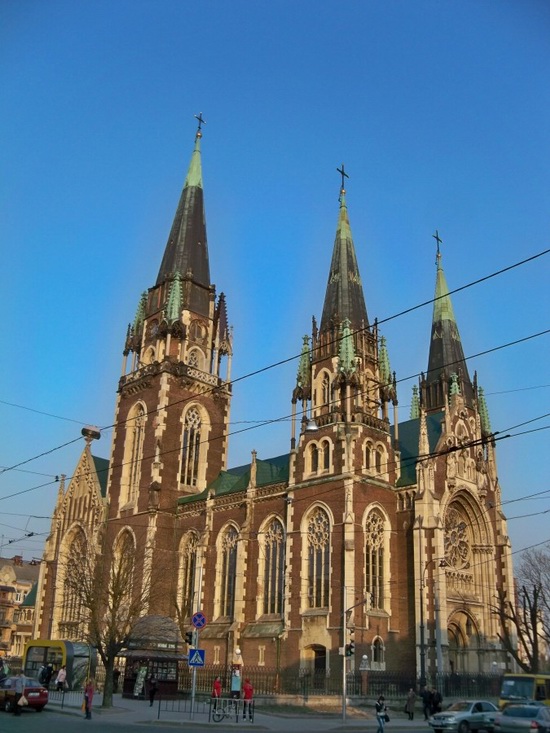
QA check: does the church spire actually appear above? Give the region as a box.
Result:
[156,115,210,296]
[422,232,474,411]
[320,165,369,333]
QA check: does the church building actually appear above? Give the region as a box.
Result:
[34,119,515,684]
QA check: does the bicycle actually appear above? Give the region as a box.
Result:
[211,697,240,723]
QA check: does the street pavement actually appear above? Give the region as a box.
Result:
[44,692,432,731]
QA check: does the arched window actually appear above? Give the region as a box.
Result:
[307,508,330,608]
[127,404,146,504]
[372,637,385,669]
[180,533,199,618]
[375,447,383,473]
[59,530,87,640]
[220,526,238,618]
[110,531,136,628]
[263,519,285,615]
[181,408,201,487]
[187,349,199,368]
[310,444,319,474]
[322,440,330,471]
[365,442,373,471]
[322,374,330,406]
[365,510,385,609]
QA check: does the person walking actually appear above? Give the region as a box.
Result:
[376,695,388,733]
[83,678,94,719]
[242,678,254,722]
[148,675,159,707]
[212,675,222,712]
[13,672,25,716]
[405,688,416,720]
[421,686,433,720]
[56,665,67,691]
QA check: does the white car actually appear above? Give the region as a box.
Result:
[429,700,499,733]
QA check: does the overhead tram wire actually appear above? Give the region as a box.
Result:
[1,246,548,479]
[1,330,548,503]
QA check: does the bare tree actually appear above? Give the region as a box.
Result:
[491,544,550,673]
[60,530,155,707]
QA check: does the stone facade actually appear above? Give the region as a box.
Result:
[34,124,514,683]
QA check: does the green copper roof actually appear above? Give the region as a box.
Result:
[178,454,290,506]
[391,411,444,486]
[92,455,109,497]
[338,319,357,374]
[449,372,461,396]
[320,189,369,332]
[21,582,37,607]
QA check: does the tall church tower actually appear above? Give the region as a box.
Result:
[105,118,232,615]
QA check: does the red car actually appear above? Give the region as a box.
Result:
[0,675,49,712]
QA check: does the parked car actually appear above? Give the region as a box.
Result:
[0,675,49,712]
[429,700,499,733]
[494,704,550,733]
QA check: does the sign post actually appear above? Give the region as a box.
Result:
[189,612,207,720]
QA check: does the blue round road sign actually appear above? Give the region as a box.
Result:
[192,611,207,629]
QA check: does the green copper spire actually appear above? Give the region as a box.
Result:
[166,273,183,323]
[133,291,148,333]
[156,118,211,313]
[449,372,461,397]
[338,319,357,374]
[410,385,420,419]
[478,386,492,434]
[296,335,312,392]
[424,234,474,410]
[320,167,369,332]
[379,335,391,386]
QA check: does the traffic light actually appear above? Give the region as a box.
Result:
[345,644,352,657]
[349,640,355,656]
[185,631,193,646]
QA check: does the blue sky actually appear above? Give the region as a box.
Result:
[1,0,549,562]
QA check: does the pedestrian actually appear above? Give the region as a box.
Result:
[113,667,121,694]
[376,694,388,733]
[405,688,416,720]
[56,665,67,691]
[242,678,254,722]
[431,687,442,714]
[148,675,158,707]
[44,663,54,688]
[421,686,433,720]
[212,675,222,711]
[13,671,25,716]
[83,678,94,719]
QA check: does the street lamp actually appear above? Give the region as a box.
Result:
[419,558,448,688]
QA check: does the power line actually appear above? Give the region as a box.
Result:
[1,247,548,477]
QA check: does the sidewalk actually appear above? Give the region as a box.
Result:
[47,693,430,731]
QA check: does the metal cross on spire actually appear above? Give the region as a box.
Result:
[194,112,206,138]
[337,163,349,193]
[433,230,442,263]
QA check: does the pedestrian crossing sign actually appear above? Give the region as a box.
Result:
[188,648,205,667]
